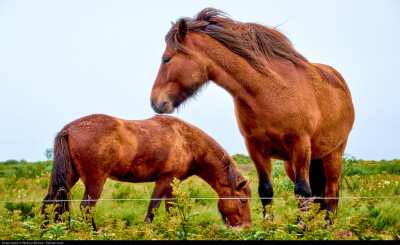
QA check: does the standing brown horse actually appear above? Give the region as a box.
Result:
[42,114,252,229]
[150,8,355,216]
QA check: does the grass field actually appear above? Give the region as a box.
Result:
[0,154,399,240]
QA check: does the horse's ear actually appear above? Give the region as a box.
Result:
[236,180,251,190]
[177,19,188,41]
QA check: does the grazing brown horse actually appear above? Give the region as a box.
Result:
[150,8,355,217]
[43,114,252,229]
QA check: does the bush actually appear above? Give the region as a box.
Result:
[0,160,53,178]
[5,202,35,218]
[232,154,253,166]
[0,159,20,165]
[111,184,134,203]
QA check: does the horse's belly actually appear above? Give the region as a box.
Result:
[109,160,162,183]
[109,171,157,183]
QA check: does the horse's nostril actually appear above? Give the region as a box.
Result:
[150,99,155,109]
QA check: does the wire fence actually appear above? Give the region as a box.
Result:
[1,196,399,203]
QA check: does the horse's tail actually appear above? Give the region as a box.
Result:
[309,158,326,209]
[42,130,74,220]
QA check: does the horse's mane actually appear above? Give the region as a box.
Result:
[166,8,308,74]
[220,153,238,190]
[221,153,249,195]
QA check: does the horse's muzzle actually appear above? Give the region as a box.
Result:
[150,99,174,114]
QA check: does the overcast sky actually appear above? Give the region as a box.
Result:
[0,0,399,162]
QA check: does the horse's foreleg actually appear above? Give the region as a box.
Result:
[290,138,313,231]
[292,138,312,199]
[245,141,273,217]
[144,178,173,223]
[286,157,326,210]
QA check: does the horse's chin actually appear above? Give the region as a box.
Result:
[162,102,175,114]
[163,107,175,114]
[153,107,175,114]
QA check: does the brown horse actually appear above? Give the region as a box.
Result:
[42,114,252,229]
[150,8,355,217]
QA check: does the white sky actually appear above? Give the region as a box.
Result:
[0,0,399,161]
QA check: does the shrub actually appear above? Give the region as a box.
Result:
[0,160,53,178]
[111,184,134,203]
[4,202,35,218]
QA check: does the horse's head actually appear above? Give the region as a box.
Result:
[218,179,252,228]
[150,19,209,114]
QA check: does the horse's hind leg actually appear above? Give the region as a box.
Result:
[42,174,79,229]
[309,158,326,210]
[283,160,295,183]
[164,189,175,214]
[321,142,346,217]
[81,178,107,231]
[144,178,174,223]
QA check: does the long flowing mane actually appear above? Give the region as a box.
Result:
[166,8,308,74]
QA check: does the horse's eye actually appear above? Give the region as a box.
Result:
[240,199,246,204]
[162,57,171,64]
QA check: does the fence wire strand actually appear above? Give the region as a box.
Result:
[1,196,399,203]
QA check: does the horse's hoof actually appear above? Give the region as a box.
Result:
[297,219,306,233]
[144,217,153,224]
[264,214,274,221]
[324,216,332,230]
[297,196,316,211]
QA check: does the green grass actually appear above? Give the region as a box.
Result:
[0,155,399,240]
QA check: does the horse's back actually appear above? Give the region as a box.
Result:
[151,115,231,161]
[61,114,209,183]
[61,114,128,179]
[63,114,119,136]
[63,114,197,160]
[312,63,351,94]
[63,114,123,155]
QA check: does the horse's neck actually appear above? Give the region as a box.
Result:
[207,52,266,98]
[188,126,237,197]
[188,35,254,91]
[196,34,297,104]
[196,160,236,198]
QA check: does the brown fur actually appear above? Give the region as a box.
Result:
[150,8,355,216]
[43,114,252,229]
